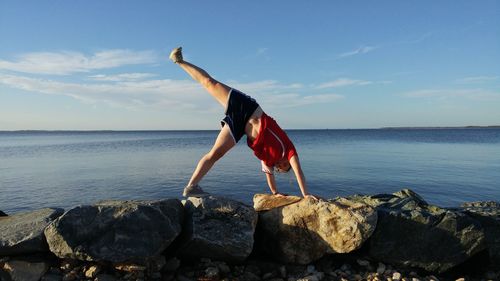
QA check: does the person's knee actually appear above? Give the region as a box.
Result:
[201,76,217,90]
[206,149,226,162]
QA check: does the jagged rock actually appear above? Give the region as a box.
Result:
[255,195,377,264]
[164,257,180,272]
[349,189,486,273]
[2,258,49,281]
[460,201,500,270]
[178,196,258,262]
[253,194,302,211]
[44,199,183,263]
[0,208,64,255]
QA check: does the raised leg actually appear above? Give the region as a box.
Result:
[186,125,236,187]
[171,47,231,107]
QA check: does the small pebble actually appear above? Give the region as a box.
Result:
[392,272,402,281]
[218,262,231,274]
[454,278,465,281]
[279,266,287,278]
[63,270,78,281]
[428,275,439,281]
[377,263,386,275]
[306,265,316,274]
[84,265,100,278]
[205,267,219,278]
[353,274,363,280]
[357,259,370,267]
[263,272,274,279]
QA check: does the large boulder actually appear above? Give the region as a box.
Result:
[178,196,258,262]
[460,201,500,270]
[255,195,377,264]
[44,199,183,263]
[0,210,7,216]
[349,189,486,273]
[0,208,64,256]
[1,258,49,281]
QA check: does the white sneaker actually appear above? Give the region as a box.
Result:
[182,184,209,197]
[169,47,183,64]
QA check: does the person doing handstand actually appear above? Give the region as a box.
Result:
[170,47,318,200]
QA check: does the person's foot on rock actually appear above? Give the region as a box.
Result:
[183,184,209,197]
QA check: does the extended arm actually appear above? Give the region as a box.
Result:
[265,172,279,194]
[289,155,317,199]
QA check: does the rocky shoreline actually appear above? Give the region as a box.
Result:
[1,189,499,281]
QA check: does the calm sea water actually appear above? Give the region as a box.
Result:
[1,129,499,214]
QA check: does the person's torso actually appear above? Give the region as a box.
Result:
[247,113,294,166]
[245,106,263,142]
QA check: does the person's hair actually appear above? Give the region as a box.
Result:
[275,164,292,173]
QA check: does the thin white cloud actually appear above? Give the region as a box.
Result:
[229,80,303,94]
[315,78,391,89]
[0,74,341,111]
[316,78,372,89]
[88,73,157,82]
[0,74,205,111]
[260,93,344,108]
[0,49,157,75]
[337,45,378,59]
[455,76,499,84]
[405,88,500,100]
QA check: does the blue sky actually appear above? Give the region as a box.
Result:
[0,1,499,130]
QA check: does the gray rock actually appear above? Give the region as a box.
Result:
[177,196,258,262]
[255,195,377,264]
[460,201,500,270]
[163,257,180,272]
[350,189,486,273]
[44,199,183,263]
[2,259,49,281]
[0,208,64,255]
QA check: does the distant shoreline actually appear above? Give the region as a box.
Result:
[380,125,500,130]
[1,126,500,132]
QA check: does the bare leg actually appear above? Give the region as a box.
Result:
[177,60,231,107]
[187,125,236,187]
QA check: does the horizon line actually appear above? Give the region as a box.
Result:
[1,125,500,133]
